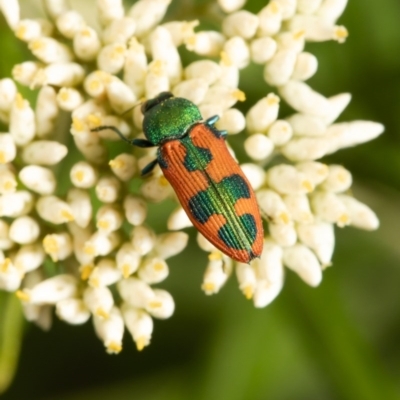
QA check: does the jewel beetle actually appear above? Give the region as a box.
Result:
[93,92,264,263]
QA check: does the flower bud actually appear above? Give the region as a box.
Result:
[94,306,124,354]
[42,233,72,261]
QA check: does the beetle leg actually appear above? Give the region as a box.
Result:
[141,158,159,176]
[205,115,219,126]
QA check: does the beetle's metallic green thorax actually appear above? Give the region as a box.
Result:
[142,95,202,145]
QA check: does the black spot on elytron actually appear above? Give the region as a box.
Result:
[188,174,254,251]
[181,136,213,172]
[218,214,257,250]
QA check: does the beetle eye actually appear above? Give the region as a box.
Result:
[141,92,174,114]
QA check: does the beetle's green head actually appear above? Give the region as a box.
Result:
[142,92,202,145]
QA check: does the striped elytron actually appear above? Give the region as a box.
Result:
[94,92,264,263]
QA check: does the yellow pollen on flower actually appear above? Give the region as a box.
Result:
[294,30,305,40]
[97,220,110,230]
[0,152,6,163]
[337,214,350,227]
[185,35,196,47]
[61,209,75,221]
[73,170,85,182]
[89,80,101,91]
[15,26,27,40]
[148,300,162,308]
[58,89,70,102]
[158,176,169,187]
[96,308,109,319]
[80,264,94,280]
[153,262,165,271]
[202,282,215,293]
[220,51,232,67]
[112,45,125,58]
[135,337,148,351]
[43,236,58,255]
[81,28,92,37]
[89,277,100,288]
[279,212,290,224]
[0,258,11,272]
[128,37,141,50]
[242,285,254,300]
[301,180,314,192]
[83,243,96,255]
[29,39,43,51]
[233,90,246,102]
[16,290,30,302]
[122,264,131,278]
[3,180,15,191]
[208,251,222,261]
[334,26,349,43]
[270,1,280,14]
[72,117,85,132]
[337,172,347,182]
[87,114,102,128]
[15,93,25,109]
[151,60,165,76]
[266,93,280,106]
[107,342,122,354]
[109,159,124,169]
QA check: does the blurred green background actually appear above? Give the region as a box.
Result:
[1,0,400,399]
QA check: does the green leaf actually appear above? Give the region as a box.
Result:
[0,292,24,394]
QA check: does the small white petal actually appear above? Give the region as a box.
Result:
[184,60,221,85]
[339,195,379,231]
[83,286,114,319]
[29,37,73,63]
[19,166,56,195]
[19,275,78,305]
[297,221,335,265]
[121,304,153,351]
[167,207,192,230]
[246,93,280,133]
[244,134,274,161]
[67,188,92,228]
[269,223,297,247]
[22,141,67,165]
[311,191,350,227]
[116,243,141,278]
[93,306,124,354]
[89,258,122,288]
[56,10,85,39]
[138,257,169,284]
[131,226,156,256]
[279,81,332,118]
[320,165,352,193]
[222,10,258,39]
[42,233,72,261]
[118,277,155,309]
[256,189,291,225]
[257,1,283,36]
[250,37,277,64]
[145,289,174,319]
[267,119,293,146]
[73,27,101,61]
[283,244,322,286]
[267,164,314,195]
[9,216,40,244]
[240,163,265,190]
[123,195,147,226]
[36,196,75,224]
[56,298,90,325]
[155,232,188,260]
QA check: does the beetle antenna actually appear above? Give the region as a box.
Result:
[120,98,145,116]
[91,125,134,145]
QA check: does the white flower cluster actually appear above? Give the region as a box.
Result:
[0,0,382,351]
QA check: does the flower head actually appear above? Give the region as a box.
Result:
[0,0,382,352]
